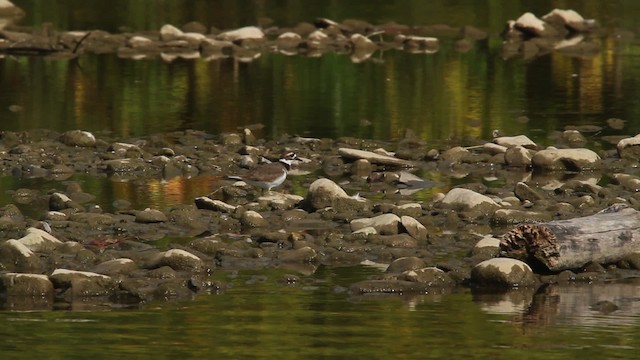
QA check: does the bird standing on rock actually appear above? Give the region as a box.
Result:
[228,152,299,192]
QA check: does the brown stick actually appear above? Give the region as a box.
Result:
[500,204,640,271]
[72,31,92,54]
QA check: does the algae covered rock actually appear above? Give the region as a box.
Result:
[471,258,538,288]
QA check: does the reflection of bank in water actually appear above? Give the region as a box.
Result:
[473,280,640,329]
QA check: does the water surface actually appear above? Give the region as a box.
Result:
[1,1,640,359]
[1,267,639,359]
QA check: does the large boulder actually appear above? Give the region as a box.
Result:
[0,239,42,272]
[18,227,63,252]
[307,178,349,209]
[494,135,537,149]
[471,235,501,258]
[0,273,53,296]
[531,147,600,170]
[386,257,426,273]
[135,208,168,223]
[471,258,538,288]
[400,216,428,241]
[439,188,500,217]
[59,130,96,147]
[49,192,81,211]
[504,145,533,167]
[306,178,368,212]
[49,269,117,297]
[93,258,137,276]
[617,134,640,160]
[350,213,401,235]
[149,249,205,272]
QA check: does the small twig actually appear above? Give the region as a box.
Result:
[72,31,92,54]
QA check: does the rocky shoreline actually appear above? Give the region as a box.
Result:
[1,127,640,310]
[0,7,609,62]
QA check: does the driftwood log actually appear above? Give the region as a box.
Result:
[500,204,640,271]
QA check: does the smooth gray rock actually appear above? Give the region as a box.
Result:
[93,258,137,275]
[351,159,372,177]
[386,257,427,273]
[531,147,600,170]
[0,239,42,273]
[49,269,117,297]
[514,182,543,202]
[338,147,414,167]
[217,26,264,41]
[60,130,96,147]
[49,192,78,211]
[307,178,350,209]
[400,216,428,241]
[504,145,533,167]
[18,227,63,252]
[352,226,377,237]
[617,134,640,160]
[351,213,401,235]
[0,273,53,296]
[471,258,538,287]
[440,188,500,214]
[471,236,501,258]
[562,130,587,147]
[194,197,237,213]
[135,208,167,223]
[494,135,537,149]
[160,24,183,41]
[241,210,268,228]
[482,142,507,154]
[152,249,205,272]
[109,142,143,157]
[439,146,469,162]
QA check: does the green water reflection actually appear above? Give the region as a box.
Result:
[2,45,638,143]
[0,267,639,359]
[1,1,640,142]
